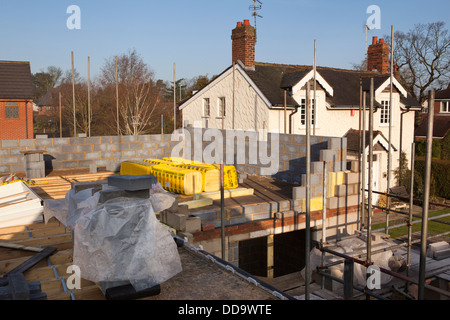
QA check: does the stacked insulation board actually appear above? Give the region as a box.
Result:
[163,157,239,190]
[120,158,238,195]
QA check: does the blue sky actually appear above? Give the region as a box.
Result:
[1,0,449,83]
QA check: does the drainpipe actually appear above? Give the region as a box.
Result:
[25,100,29,139]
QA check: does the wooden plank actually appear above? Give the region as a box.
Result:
[179,198,213,209]
[0,241,43,253]
[193,188,254,200]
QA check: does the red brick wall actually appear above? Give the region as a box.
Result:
[0,99,34,140]
[231,20,256,68]
[367,37,390,75]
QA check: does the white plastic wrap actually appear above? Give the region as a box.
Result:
[73,197,182,287]
[43,185,182,291]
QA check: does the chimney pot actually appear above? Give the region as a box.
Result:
[236,22,242,27]
[243,19,250,26]
[379,38,385,44]
[372,36,378,45]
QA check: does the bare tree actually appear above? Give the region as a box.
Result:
[385,22,450,104]
[100,49,160,135]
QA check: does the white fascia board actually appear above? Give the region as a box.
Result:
[179,64,272,111]
[291,70,334,97]
[375,77,407,98]
[365,133,397,154]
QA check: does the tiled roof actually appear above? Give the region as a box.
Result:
[415,115,450,139]
[0,61,33,99]
[244,62,421,108]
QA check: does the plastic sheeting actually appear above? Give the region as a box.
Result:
[73,197,182,289]
[302,237,395,287]
[43,183,182,292]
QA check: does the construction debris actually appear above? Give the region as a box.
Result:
[0,181,44,229]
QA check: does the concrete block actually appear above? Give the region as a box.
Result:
[166,212,186,231]
[185,216,201,233]
[311,161,324,174]
[345,172,359,184]
[428,242,450,258]
[243,204,261,215]
[89,164,97,174]
[293,186,306,199]
[301,173,322,186]
[108,175,157,191]
[319,149,337,162]
[434,248,450,260]
[350,160,359,173]
[177,204,190,215]
[335,184,347,197]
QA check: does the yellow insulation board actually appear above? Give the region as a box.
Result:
[153,157,238,190]
[120,161,155,176]
[151,164,203,195]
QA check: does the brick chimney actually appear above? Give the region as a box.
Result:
[231,20,256,69]
[367,36,390,74]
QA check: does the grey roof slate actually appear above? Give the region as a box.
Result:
[0,61,33,99]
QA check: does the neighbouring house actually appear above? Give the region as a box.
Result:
[37,87,61,117]
[0,61,34,140]
[415,86,450,141]
[179,20,421,197]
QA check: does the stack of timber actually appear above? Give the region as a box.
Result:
[31,172,117,200]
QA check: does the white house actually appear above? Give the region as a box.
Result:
[179,20,421,197]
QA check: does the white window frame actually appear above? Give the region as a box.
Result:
[380,100,390,126]
[203,98,210,117]
[217,97,226,118]
[441,101,449,113]
[299,98,316,128]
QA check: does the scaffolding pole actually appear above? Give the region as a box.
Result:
[321,161,328,290]
[418,90,435,300]
[406,142,415,291]
[386,25,395,234]
[305,80,311,300]
[361,91,367,230]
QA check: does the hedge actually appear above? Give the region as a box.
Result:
[414,158,450,199]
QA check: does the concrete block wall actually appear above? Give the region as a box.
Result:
[0,134,178,174]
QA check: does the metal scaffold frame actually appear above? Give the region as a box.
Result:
[312,85,449,300]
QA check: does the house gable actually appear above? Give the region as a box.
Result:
[291,69,334,97]
[179,61,272,112]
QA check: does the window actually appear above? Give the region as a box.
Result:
[5,107,19,119]
[218,97,226,117]
[299,98,315,127]
[203,98,210,117]
[441,101,449,113]
[380,100,390,125]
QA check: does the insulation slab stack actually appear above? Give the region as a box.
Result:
[119,157,239,195]
[163,157,239,190]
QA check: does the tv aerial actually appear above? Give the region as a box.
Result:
[249,0,263,42]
